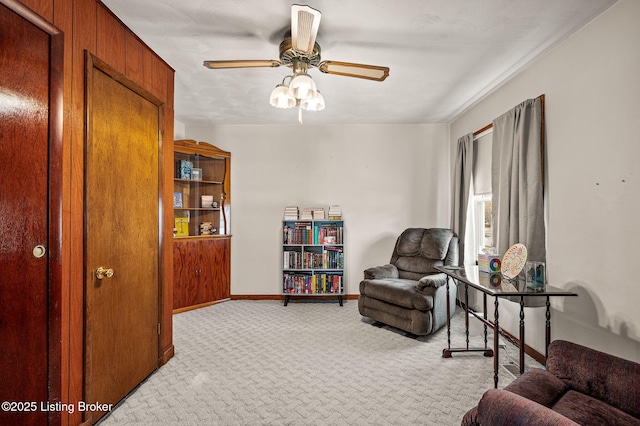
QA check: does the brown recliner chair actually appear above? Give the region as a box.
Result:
[358,228,458,336]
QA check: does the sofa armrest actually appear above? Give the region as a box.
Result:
[363,264,399,280]
[477,389,580,426]
[416,273,447,290]
[547,340,640,418]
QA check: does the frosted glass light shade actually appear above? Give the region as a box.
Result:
[288,73,317,101]
[301,91,325,111]
[270,84,295,108]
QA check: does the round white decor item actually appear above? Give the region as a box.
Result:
[501,243,528,279]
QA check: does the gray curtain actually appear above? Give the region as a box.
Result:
[491,98,545,263]
[451,133,474,266]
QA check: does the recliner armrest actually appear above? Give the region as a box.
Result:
[363,264,399,280]
[416,273,447,290]
[477,389,580,426]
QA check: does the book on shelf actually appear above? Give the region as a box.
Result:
[174,217,189,237]
[173,191,183,208]
[282,272,343,294]
[323,246,344,269]
[179,160,193,180]
[314,223,343,245]
[283,249,302,269]
[283,221,313,244]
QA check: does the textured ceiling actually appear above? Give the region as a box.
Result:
[102,0,617,126]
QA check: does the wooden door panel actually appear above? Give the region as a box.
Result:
[0,5,50,426]
[84,55,160,423]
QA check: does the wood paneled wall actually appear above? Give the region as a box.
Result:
[15,1,175,425]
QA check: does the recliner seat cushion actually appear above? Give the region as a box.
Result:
[552,390,640,426]
[360,279,434,311]
[504,368,568,408]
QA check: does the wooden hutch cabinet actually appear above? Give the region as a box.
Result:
[172,139,231,311]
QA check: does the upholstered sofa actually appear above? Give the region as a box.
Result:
[462,339,640,426]
[358,228,458,336]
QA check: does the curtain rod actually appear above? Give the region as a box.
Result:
[472,94,545,137]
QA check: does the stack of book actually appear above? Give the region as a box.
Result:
[328,205,342,220]
[312,207,325,220]
[283,206,299,220]
[300,207,314,220]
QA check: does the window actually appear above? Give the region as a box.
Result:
[474,194,493,254]
[464,130,494,264]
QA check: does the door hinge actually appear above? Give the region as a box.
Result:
[157,323,161,335]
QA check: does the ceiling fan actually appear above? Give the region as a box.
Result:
[203,5,390,117]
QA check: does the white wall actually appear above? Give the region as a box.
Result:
[451,0,640,362]
[186,124,451,296]
[174,119,186,140]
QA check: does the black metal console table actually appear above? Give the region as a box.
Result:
[435,265,577,388]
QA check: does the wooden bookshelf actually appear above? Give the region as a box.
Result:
[173,139,231,311]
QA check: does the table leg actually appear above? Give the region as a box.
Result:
[494,296,500,388]
[443,276,452,357]
[483,293,488,350]
[442,278,493,359]
[545,296,551,360]
[519,296,525,375]
[465,283,470,350]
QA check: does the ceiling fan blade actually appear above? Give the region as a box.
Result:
[291,5,321,54]
[203,60,281,69]
[319,61,390,82]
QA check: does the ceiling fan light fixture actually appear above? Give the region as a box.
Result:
[288,73,317,101]
[301,91,325,111]
[270,84,296,109]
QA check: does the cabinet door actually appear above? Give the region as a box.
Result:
[200,238,231,301]
[173,238,230,310]
[173,240,200,309]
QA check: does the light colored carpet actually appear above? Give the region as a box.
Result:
[99,300,540,426]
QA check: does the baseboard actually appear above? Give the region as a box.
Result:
[230,294,282,300]
[172,298,231,314]
[231,294,359,301]
[159,344,174,366]
[499,327,546,365]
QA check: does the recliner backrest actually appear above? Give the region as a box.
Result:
[390,228,458,280]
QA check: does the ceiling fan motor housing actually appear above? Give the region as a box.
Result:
[279,37,322,69]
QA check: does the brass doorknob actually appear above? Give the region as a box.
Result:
[96,266,114,280]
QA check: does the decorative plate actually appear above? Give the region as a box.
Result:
[501,243,528,279]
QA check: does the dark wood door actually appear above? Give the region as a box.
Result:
[0,4,61,425]
[84,55,161,423]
